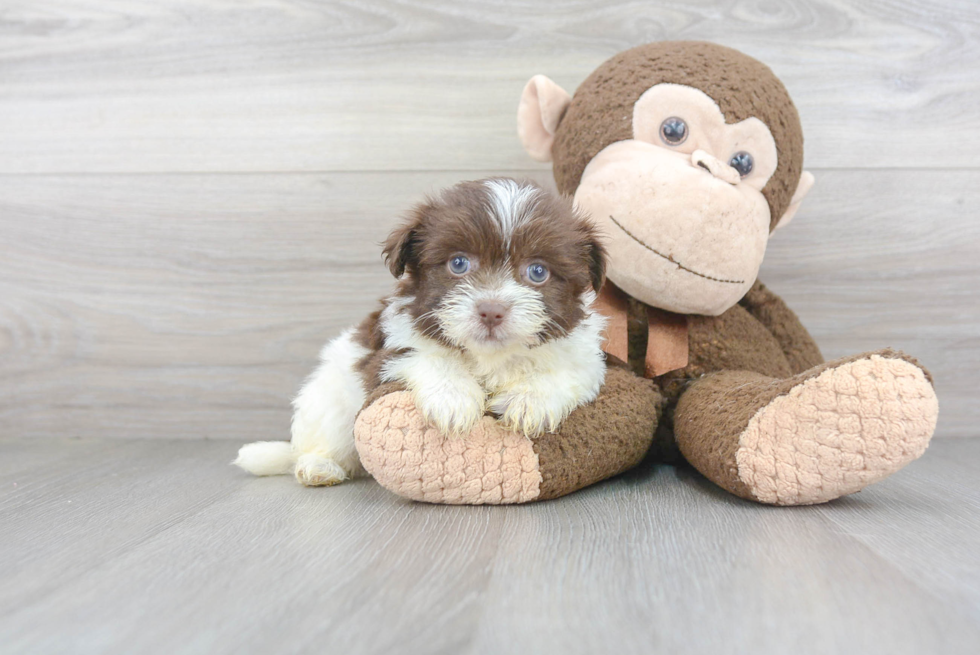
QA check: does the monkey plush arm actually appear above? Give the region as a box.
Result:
[353,363,661,504]
[738,280,824,375]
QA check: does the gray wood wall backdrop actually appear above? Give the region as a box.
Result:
[1,0,978,441]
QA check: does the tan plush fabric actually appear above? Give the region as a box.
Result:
[355,390,543,504]
[736,354,938,505]
[573,139,770,314]
[631,85,779,192]
[518,75,573,162]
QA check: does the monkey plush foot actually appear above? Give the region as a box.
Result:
[353,366,661,504]
[675,350,939,506]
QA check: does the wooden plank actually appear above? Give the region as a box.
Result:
[0,171,486,441]
[1,438,978,654]
[0,439,238,615]
[1,0,978,173]
[1,169,976,440]
[814,438,980,627]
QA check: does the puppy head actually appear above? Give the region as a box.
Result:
[383,178,605,352]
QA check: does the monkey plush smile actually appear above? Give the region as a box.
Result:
[605,213,745,286]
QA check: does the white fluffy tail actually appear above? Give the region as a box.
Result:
[234,441,296,476]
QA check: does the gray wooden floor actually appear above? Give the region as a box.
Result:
[2,437,979,655]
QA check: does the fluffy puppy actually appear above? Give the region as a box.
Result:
[235,178,608,486]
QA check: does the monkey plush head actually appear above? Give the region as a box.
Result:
[518,41,814,316]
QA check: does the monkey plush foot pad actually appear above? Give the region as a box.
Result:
[354,391,543,504]
[736,355,938,505]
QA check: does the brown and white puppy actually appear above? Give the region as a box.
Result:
[235,178,608,486]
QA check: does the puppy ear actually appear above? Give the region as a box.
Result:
[586,237,607,292]
[382,209,425,278]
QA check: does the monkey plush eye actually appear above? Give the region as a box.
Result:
[448,255,471,276]
[659,117,688,145]
[525,263,550,284]
[729,151,754,178]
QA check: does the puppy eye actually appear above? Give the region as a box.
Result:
[447,255,471,276]
[729,151,754,178]
[659,117,688,145]
[525,263,549,284]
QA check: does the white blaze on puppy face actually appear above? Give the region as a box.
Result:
[482,178,539,246]
[573,84,779,316]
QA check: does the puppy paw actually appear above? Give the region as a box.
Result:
[414,380,486,437]
[491,390,571,438]
[295,453,350,487]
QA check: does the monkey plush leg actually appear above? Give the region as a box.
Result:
[674,349,938,505]
[353,367,662,504]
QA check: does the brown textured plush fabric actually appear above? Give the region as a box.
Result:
[535,365,663,500]
[738,281,824,374]
[551,41,804,229]
[674,369,771,500]
[652,282,802,405]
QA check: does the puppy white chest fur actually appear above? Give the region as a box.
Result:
[379,292,606,437]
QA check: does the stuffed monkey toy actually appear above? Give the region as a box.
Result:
[353,41,939,505]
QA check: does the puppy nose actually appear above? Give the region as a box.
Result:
[477,301,508,328]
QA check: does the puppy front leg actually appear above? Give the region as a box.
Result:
[490,347,606,437]
[489,374,582,437]
[382,349,486,436]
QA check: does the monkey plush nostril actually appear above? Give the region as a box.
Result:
[476,301,508,329]
[691,149,740,185]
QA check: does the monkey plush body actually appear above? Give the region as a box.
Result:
[352,42,939,505]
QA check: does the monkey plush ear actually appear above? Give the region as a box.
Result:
[517,75,572,162]
[774,171,815,231]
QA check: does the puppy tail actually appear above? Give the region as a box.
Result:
[233,441,296,477]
